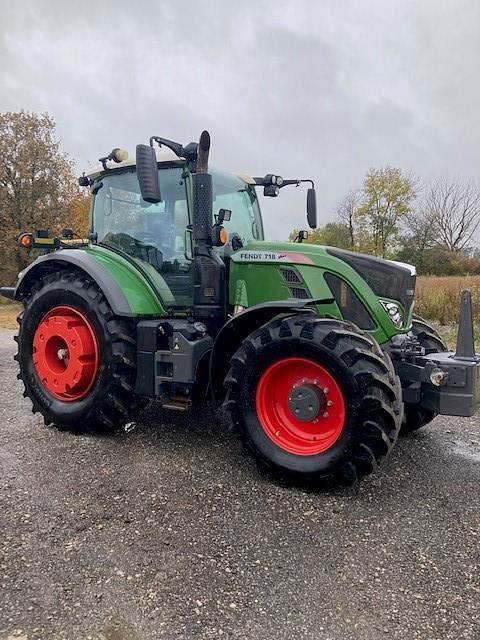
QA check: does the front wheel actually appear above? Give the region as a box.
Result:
[225,316,402,486]
[16,270,146,433]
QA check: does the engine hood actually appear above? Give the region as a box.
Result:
[231,241,416,313]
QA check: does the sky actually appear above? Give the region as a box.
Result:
[1,0,479,240]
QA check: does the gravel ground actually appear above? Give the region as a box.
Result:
[0,328,479,640]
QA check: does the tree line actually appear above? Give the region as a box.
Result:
[2,110,480,285]
[290,167,480,275]
[0,110,90,284]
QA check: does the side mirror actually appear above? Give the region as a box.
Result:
[306,188,317,229]
[298,230,309,243]
[136,144,161,204]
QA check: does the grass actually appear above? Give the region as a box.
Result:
[416,275,480,326]
[0,297,21,329]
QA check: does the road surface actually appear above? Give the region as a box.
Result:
[0,329,479,639]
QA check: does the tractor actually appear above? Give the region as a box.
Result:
[2,130,479,487]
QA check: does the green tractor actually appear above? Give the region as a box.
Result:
[2,130,479,486]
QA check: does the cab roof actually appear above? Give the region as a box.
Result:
[85,149,184,180]
[85,149,255,184]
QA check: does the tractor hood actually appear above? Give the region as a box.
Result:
[230,241,416,318]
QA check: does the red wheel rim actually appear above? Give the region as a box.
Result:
[255,357,345,456]
[32,305,100,402]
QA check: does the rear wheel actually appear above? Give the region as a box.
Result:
[401,315,448,434]
[16,270,146,433]
[225,315,402,485]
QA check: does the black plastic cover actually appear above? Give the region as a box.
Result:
[324,273,375,330]
[327,247,415,317]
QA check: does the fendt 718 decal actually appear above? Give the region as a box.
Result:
[231,250,314,264]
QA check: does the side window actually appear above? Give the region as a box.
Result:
[212,171,263,246]
[215,190,260,244]
[93,167,194,308]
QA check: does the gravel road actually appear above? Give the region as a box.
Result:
[0,328,479,640]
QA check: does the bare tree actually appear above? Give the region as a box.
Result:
[425,178,480,252]
[336,190,359,249]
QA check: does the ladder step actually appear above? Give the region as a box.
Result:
[162,395,191,412]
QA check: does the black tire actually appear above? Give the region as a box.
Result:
[15,269,146,433]
[401,315,448,434]
[224,315,402,486]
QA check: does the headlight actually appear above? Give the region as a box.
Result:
[380,301,403,327]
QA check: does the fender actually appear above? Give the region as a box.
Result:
[209,298,333,403]
[13,248,165,317]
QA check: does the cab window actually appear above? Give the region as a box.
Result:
[92,167,193,308]
[212,171,263,246]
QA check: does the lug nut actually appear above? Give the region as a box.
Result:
[327,400,333,407]
[322,412,329,418]
[323,387,330,394]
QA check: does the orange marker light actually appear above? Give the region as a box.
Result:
[219,227,228,245]
[18,233,33,248]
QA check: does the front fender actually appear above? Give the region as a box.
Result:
[209,298,333,403]
[14,247,166,317]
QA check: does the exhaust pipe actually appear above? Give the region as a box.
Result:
[192,131,212,245]
[191,131,226,326]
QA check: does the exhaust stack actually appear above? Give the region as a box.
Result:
[191,131,226,326]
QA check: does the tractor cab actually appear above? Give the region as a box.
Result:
[86,151,264,309]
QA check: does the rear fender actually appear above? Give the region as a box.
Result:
[13,249,165,317]
[209,298,333,403]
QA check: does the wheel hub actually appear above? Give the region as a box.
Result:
[288,383,326,421]
[32,306,99,402]
[255,357,346,456]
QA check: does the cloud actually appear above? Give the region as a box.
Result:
[1,0,479,239]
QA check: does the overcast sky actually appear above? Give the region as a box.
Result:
[1,0,479,239]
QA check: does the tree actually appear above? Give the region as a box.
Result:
[0,110,83,283]
[289,222,353,249]
[336,190,359,249]
[357,167,416,258]
[69,191,91,237]
[424,178,480,252]
[397,205,438,271]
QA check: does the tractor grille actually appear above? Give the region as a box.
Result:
[289,287,310,299]
[280,268,302,283]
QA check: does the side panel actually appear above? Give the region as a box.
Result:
[15,247,167,317]
[229,241,404,345]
